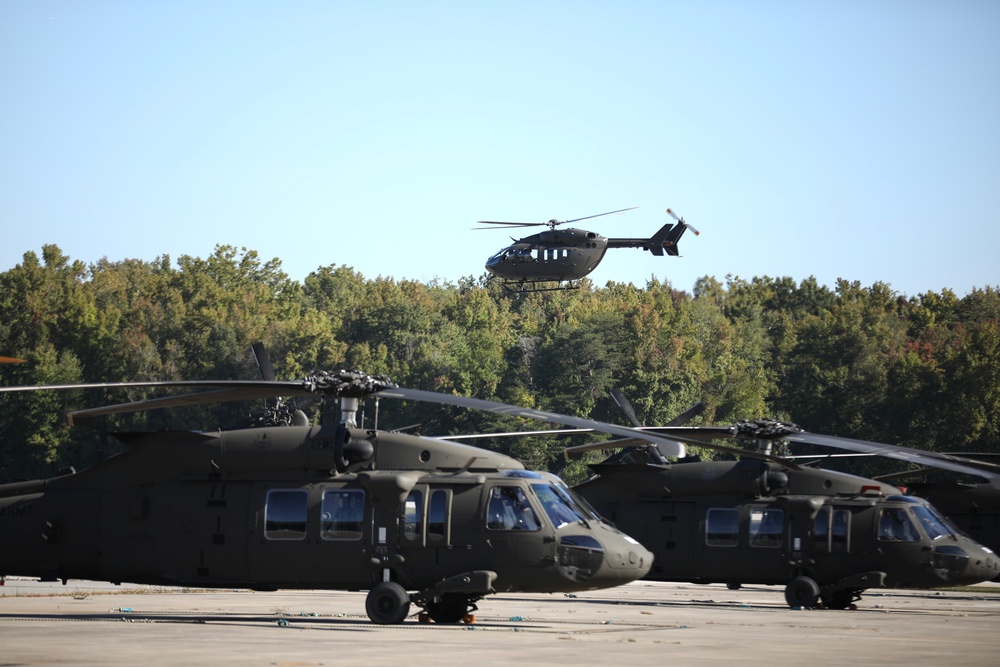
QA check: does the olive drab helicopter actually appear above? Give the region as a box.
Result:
[476,207,698,292]
[801,449,1000,582]
[0,346,699,625]
[554,396,1000,610]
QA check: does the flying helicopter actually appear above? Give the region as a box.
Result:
[0,347,696,625]
[476,207,698,292]
[553,401,1000,610]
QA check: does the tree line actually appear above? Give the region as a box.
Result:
[1,244,998,484]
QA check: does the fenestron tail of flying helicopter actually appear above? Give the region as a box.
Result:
[559,411,999,610]
[0,347,677,625]
[477,207,699,292]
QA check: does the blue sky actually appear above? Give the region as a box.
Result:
[3,1,998,297]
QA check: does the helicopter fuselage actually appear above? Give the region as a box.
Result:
[0,424,652,622]
[484,221,685,288]
[485,228,609,284]
[574,459,999,608]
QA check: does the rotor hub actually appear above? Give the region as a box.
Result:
[732,419,803,439]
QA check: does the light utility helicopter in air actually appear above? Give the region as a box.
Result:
[547,395,1000,610]
[0,347,688,625]
[477,207,698,292]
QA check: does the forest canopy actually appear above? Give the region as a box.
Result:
[2,244,998,484]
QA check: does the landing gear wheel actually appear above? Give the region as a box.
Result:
[784,576,820,608]
[365,582,411,624]
[823,589,858,610]
[726,582,742,590]
[426,593,471,624]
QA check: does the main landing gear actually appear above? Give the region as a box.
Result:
[363,570,496,625]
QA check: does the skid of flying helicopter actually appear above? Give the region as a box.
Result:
[475,207,698,291]
[0,367,704,624]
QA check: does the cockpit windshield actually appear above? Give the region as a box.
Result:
[531,483,586,528]
[910,503,954,541]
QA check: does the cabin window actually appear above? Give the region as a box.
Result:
[813,508,830,548]
[428,489,450,541]
[486,486,541,531]
[878,507,920,542]
[705,508,739,547]
[832,509,849,551]
[403,490,423,541]
[749,508,784,547]
[814,508,850,551]
[264,489,308,541]
[320,489,365,541]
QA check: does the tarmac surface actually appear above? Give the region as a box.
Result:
[1,578,998,666]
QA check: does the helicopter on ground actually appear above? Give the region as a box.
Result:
[552,398,1000,610]
[800,450,1000,582]
[0,347,694,625]
[476,207,698,292]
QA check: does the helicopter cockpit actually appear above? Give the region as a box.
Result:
[878,495,958,543]
[487,470,597,531]
[487,245,534,265]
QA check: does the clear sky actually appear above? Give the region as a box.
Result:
[2,1,998,297]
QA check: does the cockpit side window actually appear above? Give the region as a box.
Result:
[486,486,541,531]
[878,507,920,542]
[265,489,309,541]
[428,489,450,542]
[403,490,423,541]
[706,508,739,547]
[320,489,365,541]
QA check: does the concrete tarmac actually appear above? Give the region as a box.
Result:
[1,578,998,666]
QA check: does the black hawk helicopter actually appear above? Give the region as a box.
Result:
[0,349,699,625]
[801,450,1000,582]
[540,396,1000,610]
[477,207,698,292]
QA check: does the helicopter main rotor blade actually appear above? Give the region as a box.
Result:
[375,387,686,458]
[475,206,637,230]
[68,387,306,426]
[637,421,1000,487]
[562,432,801,469]
[251,342,276,382]
[664,402,707,427]
[780,432,1000,486]
[564,206,638,224]
[474,221,547,229]
[609,388,642,427]
[1,372,684,455]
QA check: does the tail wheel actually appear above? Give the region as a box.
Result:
[365,582,411,624]
[784,576,820,608]
[426,593,472,624]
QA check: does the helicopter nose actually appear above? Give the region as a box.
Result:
[599,532,654,584]
[932,542,1000,584]
[554,527,652,589]
[960,544,1000,583]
